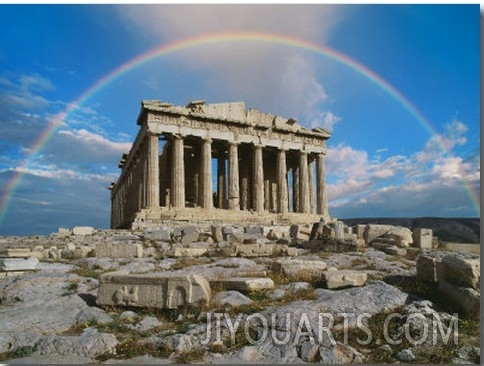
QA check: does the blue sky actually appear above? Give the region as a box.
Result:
[0,4,480,235]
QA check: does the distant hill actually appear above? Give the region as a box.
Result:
[341,217,480,244]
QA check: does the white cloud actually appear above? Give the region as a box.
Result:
[319,111,342,130]
[415,118,469,164]
[57,129,132,154]
[19,73,55,93]
[117,5,345,42]
[326,119,480,218]
[115,4,349,127]
[9,165,117,182]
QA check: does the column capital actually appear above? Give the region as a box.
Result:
[172,133,185,140]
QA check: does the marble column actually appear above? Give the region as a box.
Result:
[147,134,160,208]
[240,157,249,211]
[308,157,315,214]
[171,134,185,208]
[316,153,328,216]
[299,151,310,213]
[200,137,213,209]
[292,165,299,213]
[253,144,264,212]
[217,156,226,209]
[277,149,288,214]
[228,142,240,210]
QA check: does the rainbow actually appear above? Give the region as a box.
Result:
[0,31,479,225]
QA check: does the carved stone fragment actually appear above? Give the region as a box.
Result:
[96,272,211,309]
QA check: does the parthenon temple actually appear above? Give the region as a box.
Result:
[110,100,331,229]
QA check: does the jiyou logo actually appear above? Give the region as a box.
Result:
[200,311,459,348]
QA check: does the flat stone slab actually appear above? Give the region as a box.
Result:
[212,290,253,307]
[303,239,360,253]
[272,258,327,281]
[235,244,273,257]
[96,272,210,309]
[322,270,368,289]
[211,277,274,292]
[72,226,95,235]
[172,247,208,257]
[0,248,31,258]
[96,243,143,258]
[371,241,393,251]
[383,245,407,256]
[236,269,268,277]
[441,253,480,289]
[0,257,38,271]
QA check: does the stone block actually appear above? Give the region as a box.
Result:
[333,221,344,239]
[0,248,31,258]
[0,258,38,271]
[244,226,264,236]
[272,258,327,281]
[283,247,299,257]
[439,280,480,316]
[416,253,445,283]
[413,228,433,249]
[356,225,366,240]
[211,225,223,243]
[235,244,273,257]
[58,227,72,234]
[236,269,268,277]
[72,226,94,236]
[343,233,357,241]
[384,226,413,247]
[96,272,210,309]
[371,238,397,248]
[223,227,244,243]
[172,247,208,257]
[364,224,394,244]
[303,239,360,253]
[266,227,286,241]
[222,226,237,235]
[384,245,407,256]
[180,229,200,245]
[441,253,480,289]
[323,270,368,289]
[143,228,172,242]
[96,243,143,258]
[310,222,322,240]
[212,291,252,307]
[211,277,274,292]
[290,225,311,241]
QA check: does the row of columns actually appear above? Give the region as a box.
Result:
[160,134,328,216]
[111,133,159,228]
[112,132,329,229]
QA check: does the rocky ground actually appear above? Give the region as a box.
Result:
[0,224,480,364]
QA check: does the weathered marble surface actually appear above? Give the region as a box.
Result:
[96,272,211,309]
